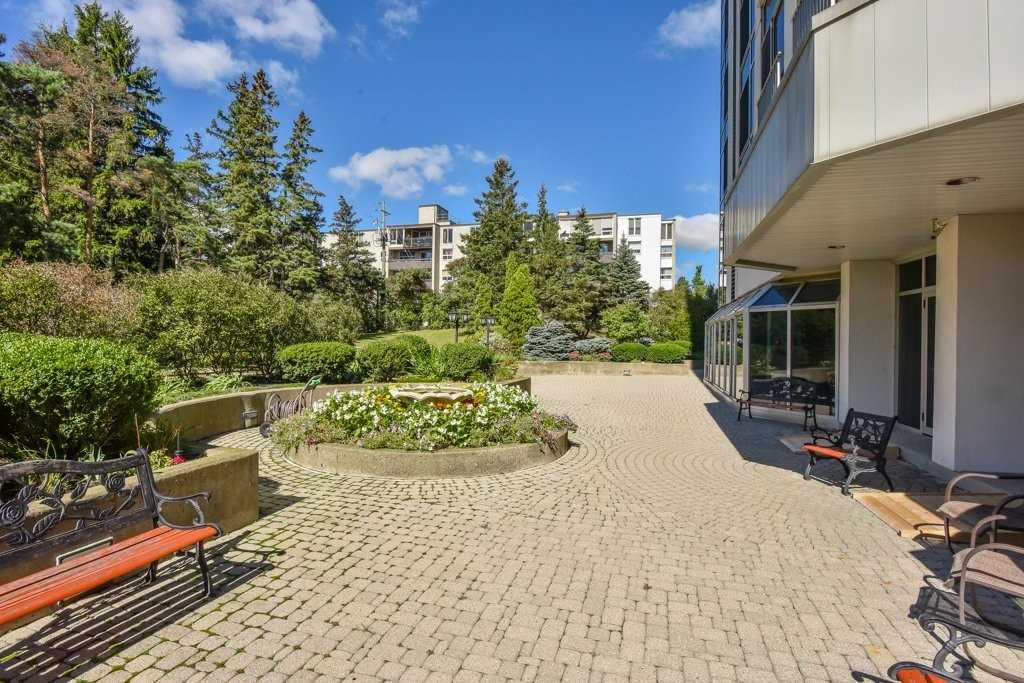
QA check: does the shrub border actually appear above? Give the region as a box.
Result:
[516,361,693,376]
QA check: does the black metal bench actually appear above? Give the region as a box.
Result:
[803,408,898,495]
[0,450,221,628]
[737,376,831,431]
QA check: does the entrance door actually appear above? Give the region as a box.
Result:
[897,293,922,428]
[922,295,936,434]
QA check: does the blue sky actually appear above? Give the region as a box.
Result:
[6,0,722,281]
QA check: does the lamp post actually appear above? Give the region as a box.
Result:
[448,310,470,342]
[483,315,496,348]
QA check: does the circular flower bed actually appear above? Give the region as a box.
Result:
[269,382,576,453]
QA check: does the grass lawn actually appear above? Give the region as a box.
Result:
[355,328,459,348]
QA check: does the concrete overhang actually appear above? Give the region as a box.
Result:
[728,103,1024,273]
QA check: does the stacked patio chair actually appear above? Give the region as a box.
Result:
[938,472,1024,552]
[896,487,1024,682]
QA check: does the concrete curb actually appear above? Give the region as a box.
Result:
[288,430,571,479]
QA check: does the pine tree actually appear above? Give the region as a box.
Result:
[471,276,495,333]
[609,237,650,309]
[325,195,385,330]
[529,185,569,319]
[497,264,540,348]
[277,111,324,295]
[460,157,527,291]
[208,69,281,285]
[177,132,224,265]
[564,208,610,335]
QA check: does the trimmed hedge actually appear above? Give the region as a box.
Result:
[357,339,413,381]
[0,333,159,457]
[647,342,687,363]
[277,342,356,383]
[610,342,648,362]
[432,343,495,381]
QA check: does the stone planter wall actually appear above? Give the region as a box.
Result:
[517,360,693,376]
[156,377,532,443]
[289,430,570,479]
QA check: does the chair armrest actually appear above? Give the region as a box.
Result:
[737,390,749,399]
[808,426,840,446]
[968,514,1009,548]
[945,472,1024,502]
[993,493,1024,515]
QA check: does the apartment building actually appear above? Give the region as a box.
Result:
[709,0,1024,475]
[356,204,677,293]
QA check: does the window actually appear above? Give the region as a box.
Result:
[899,259,924,292]
[738,50,753,154]
[660,244,673,257]
[442,228,453,243]
[749,310,787,380]
[628,241,641,255]
[661,222,674,240]
[660,267,672,279]
[739,0,753,54]
[722,135,730,193]
[627,217,642,236]
[761,0,784,86]
[442,248,453,260]
[792,279,840,304]
[791,308,837,390]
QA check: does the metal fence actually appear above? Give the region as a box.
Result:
[792,0,840,52]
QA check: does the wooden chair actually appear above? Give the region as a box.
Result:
[887,662,964,683]
[802,408,897,495]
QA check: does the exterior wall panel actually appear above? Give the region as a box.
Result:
[926,0,989,127]
[827,4,875,155]
[989,0,1024,109]
[874,0,928,142]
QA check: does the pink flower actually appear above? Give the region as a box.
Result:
[171,455,187,466]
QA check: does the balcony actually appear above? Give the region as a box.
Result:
[388,235,433,249]
[388,258,432,272]
[792,0,841,52]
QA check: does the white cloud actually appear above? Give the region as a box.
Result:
[685,182,715,194]
[202,0,335,58]
[443,183,469,196]
[556,181,579,193]
[102,0,245,89]
[347,23,372,59]
[266,59,300,98]
[655,1,719,53]
[329,145,454,199]
[673,213,719,251]
[380,0,421,37]
[455,145,491,164]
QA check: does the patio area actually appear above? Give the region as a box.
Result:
[1,374,1021,681]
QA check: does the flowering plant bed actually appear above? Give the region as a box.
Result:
[269,382,575,453]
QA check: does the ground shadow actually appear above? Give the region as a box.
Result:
[0,532,283,682]
[257,475,303,517]
[700,389,944,496]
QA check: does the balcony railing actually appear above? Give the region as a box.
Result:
[758,51,782,126]
[389,236,433,248]
[793,0,841,52]
[388,257,431,271]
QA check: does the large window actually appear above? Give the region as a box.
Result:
[738,50,753,154]
[749,310,787,380]
[661,222,674,240]
[761,0,784,85]
[628,217,642,236]
[791,309,836,385]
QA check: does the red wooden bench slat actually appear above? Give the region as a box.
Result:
[0,525,216,627]
[803,444,848,459]
[894,668,957,683]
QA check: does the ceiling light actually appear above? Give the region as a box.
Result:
[945,176,980,186]
[827,244,845,250]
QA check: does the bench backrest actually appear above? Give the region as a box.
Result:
[0,451,158,571]
[837,409,897,457]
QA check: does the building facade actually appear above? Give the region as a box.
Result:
[710,0,1024,475]
[356,204,678,293]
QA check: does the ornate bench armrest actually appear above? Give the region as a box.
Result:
[808,426,840,446]
[155,491,222,535]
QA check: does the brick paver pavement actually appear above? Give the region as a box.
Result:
[2,375,1022,681]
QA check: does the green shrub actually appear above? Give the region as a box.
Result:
[0,333,160,457]
[610,342,648,362]
[574,337,611,355]
[277,342,356,383]
[0,260,139,341]
[432,342,495,381]
[601,304,651,343]
[647,342,687,363]
[393,335,432,366]
[670,339,693,357]
[356,339,413,381]
[302,294,361,344]
[134,268,311,380]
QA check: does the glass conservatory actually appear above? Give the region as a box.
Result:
[704,278,840,410]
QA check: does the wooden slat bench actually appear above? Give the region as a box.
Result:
[0,450,221,628]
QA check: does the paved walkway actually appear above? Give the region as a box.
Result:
[2,375,1021,681]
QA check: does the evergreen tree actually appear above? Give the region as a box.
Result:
[208,69,281,285]
[325,195,385,331]
[497,264,540,348]
[276,111,324,295]
[460,157,527,290]
[681,266,718,353]
[471,276,495,333]
[609,237,650,309]
[649,287,691,347]
[177,132,224,265]
[529,185,569,318]
[564,208,610,334]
